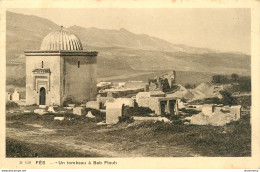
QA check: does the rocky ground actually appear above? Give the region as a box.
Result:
[5,106,251,157]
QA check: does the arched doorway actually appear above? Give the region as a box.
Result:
[39,87,46,105]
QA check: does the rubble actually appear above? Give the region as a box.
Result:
[148,70,176,92]
[86,111,95,118]
[68,104,75,107]
[100,87,145,98]
[201,104,214,116]
[47,106,56,113]
[54,117,65,121]
[23,110,31,113]
[97,121,107,126]
[132,116,171,123]
[189,104,241,126]
[64,107,73,110]
[34,109,47,115]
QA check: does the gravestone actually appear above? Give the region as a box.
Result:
[34,109,47,115]
[48,106,56,113]
[54,117,65,121]
[86,101,100,110]
[106,102,124,124]
[73,107,86,116]
[12,90,20,101]
[86,111,95,118]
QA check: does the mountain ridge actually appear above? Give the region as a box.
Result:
[6,11,251,82]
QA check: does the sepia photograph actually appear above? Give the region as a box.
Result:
[4,8,252,158]
[0,1,259,169]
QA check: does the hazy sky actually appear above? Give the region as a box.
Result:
[9,8,251,54]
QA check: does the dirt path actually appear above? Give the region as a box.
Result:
[6,126,143,157]
[6,123,200,157]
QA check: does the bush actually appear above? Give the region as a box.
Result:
[63,97,74,107]
[118,115,134,123]
[63,97,81,107]
[236,77,251,92]
[189,97,222,105]
[152,121,185,132]
[185,83,196,89]
[236,95,251,107]
[212,75,230,84]
[220,90,237,105]
[179,108,200,115]
[123,106,154,117]
[6,101,19,110]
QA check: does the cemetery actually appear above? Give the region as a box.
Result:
[6,25,251,158]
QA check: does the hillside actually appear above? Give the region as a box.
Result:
[68,25,215,54]
[6,11,251,85]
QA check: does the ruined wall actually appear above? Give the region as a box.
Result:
[26,55,61,105]
[136,96,161,115]
[63,55,97,103]
[136,96,150,108]
[148,97,160,115]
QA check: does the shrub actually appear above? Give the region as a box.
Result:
[179,108,200,115]
[152,121,185,133]
[212,75,230,84]
[6,101,19,110]
[123,106,154,117]
[185,83,196,89]
[189,97,222,105]
[63,97,81,107]
[118,115,134,123]
[220,90,237,105]
[63,97,74,107]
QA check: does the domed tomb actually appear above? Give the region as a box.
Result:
[40,27,83,51]
[25,26,98,106]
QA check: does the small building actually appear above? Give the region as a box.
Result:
[136,92,178,116]
[25,26,98,106]
[148,70,176,92]
[12,90,20,101]
[118,82,126,88]
[6,92,11,102]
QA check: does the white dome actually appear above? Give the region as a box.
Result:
[40,27,83,51]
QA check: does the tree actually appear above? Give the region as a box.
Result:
[212,75,229,84]
[231,73,239,82]
[220,90,237,105]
